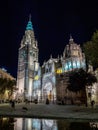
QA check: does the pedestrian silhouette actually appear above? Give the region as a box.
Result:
[46,98,49,105]
[11,100,15,110]
[91,100,95,108]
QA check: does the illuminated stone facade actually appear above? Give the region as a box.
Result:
[62,36,86,71]
[86,69,98,105]
[16,16,40,101]
[16,17,87,102]
[42,36,86,103]
[41,57,58,102]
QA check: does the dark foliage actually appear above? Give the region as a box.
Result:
[83,30,98,70]
[0,78,16,94]
[67,69,97,92]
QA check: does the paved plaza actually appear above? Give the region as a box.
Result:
[0,103,98,120]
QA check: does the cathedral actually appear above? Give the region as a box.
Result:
[16,16,86,103]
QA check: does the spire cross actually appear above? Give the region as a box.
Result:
[29,14,31,21]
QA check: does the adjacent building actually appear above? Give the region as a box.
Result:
[0,68,16,101]
[41,36,86,103]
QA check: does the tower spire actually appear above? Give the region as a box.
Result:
[26,14,33,30]
[29,14,31,21]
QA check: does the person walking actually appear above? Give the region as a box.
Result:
[46,98,49,105]
[11,100,15,110]
[91,100,95,108]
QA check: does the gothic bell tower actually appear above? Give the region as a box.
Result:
[17,15,39,101]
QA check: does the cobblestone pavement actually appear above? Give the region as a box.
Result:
[0,103,98,120]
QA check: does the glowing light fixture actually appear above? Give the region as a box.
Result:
[56,68,62,74]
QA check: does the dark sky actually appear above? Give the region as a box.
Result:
[0,0,98,78]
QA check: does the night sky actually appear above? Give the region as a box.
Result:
[0,0,98,78]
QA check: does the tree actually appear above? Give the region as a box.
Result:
[0,78,8,94]
[67,69,97,104]
[0,78,16,99]
[83,30,98,70]
[7,79,16,99]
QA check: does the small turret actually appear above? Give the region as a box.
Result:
[50,54,52,59]
[69,34,74,43]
